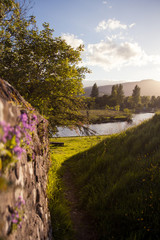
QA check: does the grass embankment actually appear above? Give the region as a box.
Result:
[47,136,106,240]
[65,113,160,240]
[81,109,132,124]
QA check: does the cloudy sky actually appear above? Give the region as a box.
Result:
[32,0,160,86]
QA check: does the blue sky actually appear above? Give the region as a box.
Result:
[31,0,160,86]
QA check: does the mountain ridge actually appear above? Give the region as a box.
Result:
[84,79,160,97]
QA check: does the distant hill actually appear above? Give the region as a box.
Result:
[84,79,160,97]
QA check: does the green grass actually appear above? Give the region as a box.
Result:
[47,135,106,240]
[48,113,160,240]
[63,113,160,240]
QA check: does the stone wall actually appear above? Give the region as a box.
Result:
[0,79,52,240]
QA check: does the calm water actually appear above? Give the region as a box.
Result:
[55,113,154,137]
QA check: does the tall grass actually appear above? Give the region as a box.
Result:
[65,113,160,240]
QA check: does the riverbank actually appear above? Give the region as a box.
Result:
[55,113,154,137]
[81,109,132,124]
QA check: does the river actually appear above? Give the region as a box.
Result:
[54,113,154,137]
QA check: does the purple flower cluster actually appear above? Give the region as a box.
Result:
[16,196,25,208]
[11,196,25,229]
[0,121,19,143]
[0,112,38,163]
[13,146,24,158]
[20,113,37,145]
[20,113,37,131]
[0,121,24,159]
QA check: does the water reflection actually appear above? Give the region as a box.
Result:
[55,113,154,137]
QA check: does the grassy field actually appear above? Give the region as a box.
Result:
[65,113,160,240]
[48,113,160,240]
[47,135,107,239]
[81,109,132,123]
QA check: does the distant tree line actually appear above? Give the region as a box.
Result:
[87,83,160,112]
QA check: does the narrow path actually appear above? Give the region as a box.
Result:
[62,164,97,240]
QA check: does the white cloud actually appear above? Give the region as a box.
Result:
[102,1,112,8]
[129,23,136,28]
[61,33,84,49]
[96,19,127,32]
[106,33,125,41]
[86,39,160,71]
[96,19,135,32]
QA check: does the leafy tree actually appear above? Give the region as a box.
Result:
[123,96,133,109]
[149,96,156,108]
[0,0,90,131]
[90,83,99,98]
[114,105,120,111]
[132,85,141,108]
[111,85,118,99]
[155,96,160,108]
[95,95,110,109]
[110,85,118,106]
[111,84,124,107]
[141,96,150,109]
[83,97,95,110]
[117,84,124,105]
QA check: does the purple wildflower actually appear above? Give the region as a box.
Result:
[1,111,37,165]
[16,196,25,207]
[16,201,22,209]
[18,223,22,228]
[0,121,13,143]
[12,218,18,224]
[15,126,21,139]
[22,122,31,130]
[11,213,15,219]
[20,113,28,123]
[10,196,25,229]
[32,114,38,122]
[13,146,25,158]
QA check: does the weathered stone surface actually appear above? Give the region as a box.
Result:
[0,78,52,240]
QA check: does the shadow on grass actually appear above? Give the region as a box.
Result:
[49,113,160,240]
